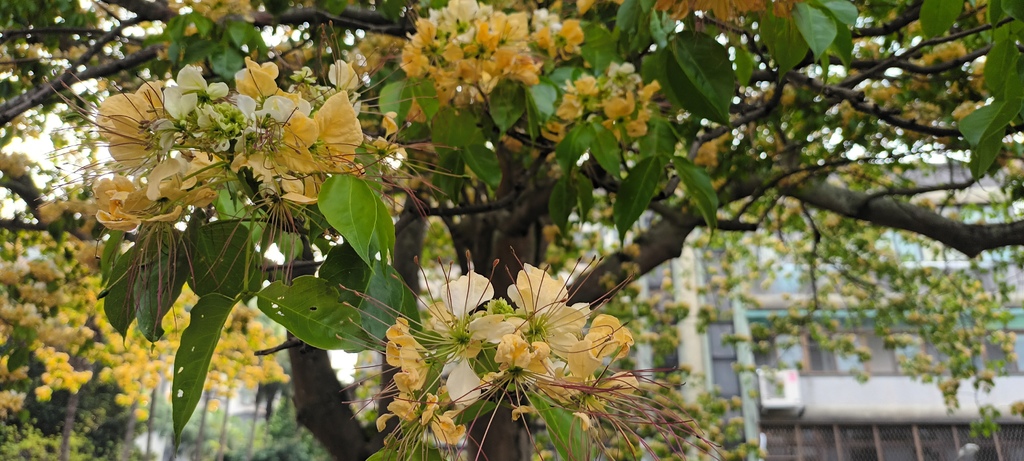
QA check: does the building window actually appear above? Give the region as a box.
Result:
[763,423,1022,461]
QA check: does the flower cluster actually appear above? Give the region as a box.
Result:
[401,0,584,106]
[376,264,638,455]
[93,58,365,231]
[654,0,797,20]
[546,62,661,141]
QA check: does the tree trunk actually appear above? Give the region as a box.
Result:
[59,390,80,461]
[194,392,211,461]
[245,387,261,461]
[145,382,159,459]
[288,344,368,460]
[215,394,231,461]
[120,400,138,461]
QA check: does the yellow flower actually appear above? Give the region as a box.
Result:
[430,411,466,445]
[573,75,599,97]
[34,385,53,402]
[388,395,419,421]
[639,80,661,101]
[578,0,597,14]
[94,176,152,231]
[234,57,281,100]
[585,314,634,360]
[315,91,364,170]
[495,333,534,369]
[383,111,399,137]
[556,94,584,121]
[602,92,635,120]
[558,20,585,54]
[573,412,592,431]
[567,337,603,378]
[97,83,164,167]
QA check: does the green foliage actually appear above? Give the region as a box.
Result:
[172,294,236,444]
[255,276,365,350]
[318,176,396,266]
[613,156,665,238]
[920,0,963,38]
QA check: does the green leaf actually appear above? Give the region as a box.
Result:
[793,4,837,59]
[581,23,619,72]
[434,148,466,199]
[920,0,963,37]
[830,21,854,68]
[616,0,642,36]
[172,293,235,445]
[990,0,1005,22]
[614,156,666,238]
[555,123,591,172]
[668,32,736,124]
[318,175,395,266]
[256,276,364,350]
[179,38,218,68]
[960,99,1021,146]
[135,245,189,342]
[186,221,260,298]
[639,117,679,158]
[367,447,445,461]
[588,123,621,175]
[462,144,502,189]
[650,11,671,48]
[432,107,482,148]
[100,231,123,284]
[818,0,859,24]
[210,48,245,80]
[379,0,405,20]
[734,48,755,87]
[533,397,595,460]
[101,247,137,337]
[985,39,1022,100]
[576,175,595,219]
[550,177,577,231]
[379,81,410,123]
[1004,0,1024,21]
[489,82,527,133]
[529,79,559,120]
[961,98,1023,177]
[760,13,810,75]
[405,79,439,120]
[226,21,252,48]
[675,157,719,227]
[318,243,373,298]
[361,261,419,341]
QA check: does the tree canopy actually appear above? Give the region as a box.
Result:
[3,0,1024,459]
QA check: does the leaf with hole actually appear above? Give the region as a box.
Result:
[256,276,365,351]
[172,293,235,446]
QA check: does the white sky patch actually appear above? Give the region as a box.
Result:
[329,350,358,384]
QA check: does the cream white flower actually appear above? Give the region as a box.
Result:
[162,86,197,120]
[507,264,590,352]
[447,359,481,406]
[328,59,361,92]
[176,65,229,99]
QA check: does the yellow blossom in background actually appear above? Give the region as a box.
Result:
[553,62,660,140]
[654,0,797,20]
[401,0,583,106]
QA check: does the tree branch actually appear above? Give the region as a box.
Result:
[0,44,161,127]
[787,180,1024,258]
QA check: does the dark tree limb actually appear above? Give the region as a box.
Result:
[787,180,1024,258]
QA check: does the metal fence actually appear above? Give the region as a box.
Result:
[762,423,1024,461]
